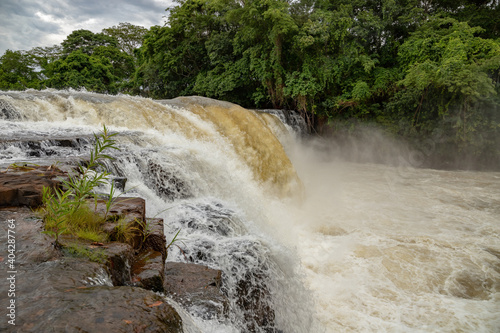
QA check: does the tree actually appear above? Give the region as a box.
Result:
[0,50,42,90]
[44,50,118,93]
[134,0,236,99]
[45,29,135,94]
[102,22,148,56]
[388,16,500,159]
[27,45,62,70]
[61,30,118,56]
[92,46,135,85]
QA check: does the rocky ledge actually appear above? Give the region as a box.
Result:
[0,166,229,332]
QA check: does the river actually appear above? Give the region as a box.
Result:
[1,90,499,332]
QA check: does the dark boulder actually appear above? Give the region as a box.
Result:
[164,262,228,320]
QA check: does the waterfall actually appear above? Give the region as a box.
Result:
[0,90,316,333]
[2,89,499,332]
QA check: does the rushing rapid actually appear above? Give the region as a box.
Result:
[1,90,499,332]
[285,151,500,332]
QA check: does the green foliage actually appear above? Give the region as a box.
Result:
[43,45,135,94]
[166,229,182,254]
[393,17,500,144]
[63,242,107,263]
[61,30,118,56]
[41,125,119,247]
[44,50,118,93]
[102,22,148,56]
[61,124,119,207]
[0,50,43,90]
[135,218,154,245]
[41,186,71,248]
[26,45,62,68]
[114,218,141,244]
[1,26,137,94]
[1,2,499,167]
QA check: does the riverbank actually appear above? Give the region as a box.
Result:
[0,163,230,332]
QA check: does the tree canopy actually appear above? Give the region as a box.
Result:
[1,3,500,168]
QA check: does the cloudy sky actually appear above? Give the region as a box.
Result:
[0,0,174,55]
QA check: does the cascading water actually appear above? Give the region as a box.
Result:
[1,90,499,333]
[0,90,315,333]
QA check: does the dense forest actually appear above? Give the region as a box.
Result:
[1,0,499,169]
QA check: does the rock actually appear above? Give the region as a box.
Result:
[143,217,167,260]
[97,196,146,223]
[146,160,192,201]
[0,207,184,333]
[0,99,21,120]
[131,249,165,292]
[0,165,65,208]
[0,208,60,264]
[25,286,183,333]
[112,176,127,191]
[164,262,227,320]
[129,218,167,292]
[7,262,182,333]
[99,197,147,249]
[234,272,277,332]
[102,242,134,286]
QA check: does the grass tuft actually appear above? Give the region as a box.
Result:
[64,243,107,264]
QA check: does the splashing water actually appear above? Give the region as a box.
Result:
[1,90,499,332]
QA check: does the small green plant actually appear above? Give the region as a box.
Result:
[135,218,154,245]
[135,219,185,260]
[166,229,188,261]
[102,183,138,221]
[166,229,181,252]
[114,218,141,244]
[1,162,40,173]
[62,124,118,212]
[41,124,119,247]
[103,181,116,220]
[41,186,72,248]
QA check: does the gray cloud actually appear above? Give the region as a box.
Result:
[0,0,172,55]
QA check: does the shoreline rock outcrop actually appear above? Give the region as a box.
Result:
[0,149,284,332]
[0,164,227,332]
[0,207,183,332]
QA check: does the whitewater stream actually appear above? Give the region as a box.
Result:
[1,90,499,333]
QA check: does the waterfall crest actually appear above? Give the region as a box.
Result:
[0,89,315,333]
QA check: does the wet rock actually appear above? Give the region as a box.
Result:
[164,262,227,320]
[7,261,182,333]
[257,109,308,135]
[179,202,245,237]
[0,207,183,333]
[0,208,59,263]
[100,196,146,222]
[183,241,278,332]
[0,136,93,162]
[131,249,165,292]
[234,271,277,332]
[0,165,65,208]
[143,217,167,260]
[146,160,192,201]
[102,242,134,286]
[172,203,279,332]
[0,99,21,120]
[113,176,127,191]
[99,197,146,249]
[27,286,183,333]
